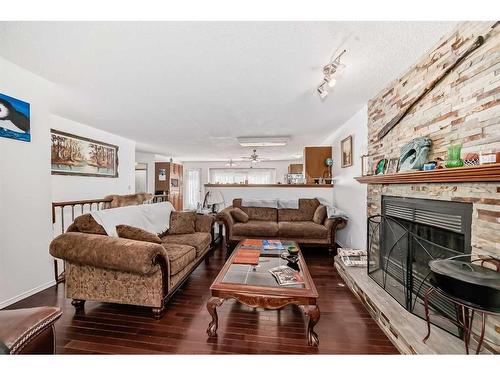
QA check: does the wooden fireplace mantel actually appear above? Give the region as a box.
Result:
[355,163,500,184]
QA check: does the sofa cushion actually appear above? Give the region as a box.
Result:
[169,211,196,235]
[313,205,327,225]
[278,221,328,239]
[232,220,279,237]
[230,207,249,223]
[161,232,211,257]
[68,214,107,235]
[162,244,196,275]
[278,198,320,222]
[116,224,162,244]
[195,213,215,233]
[233,199,277,222]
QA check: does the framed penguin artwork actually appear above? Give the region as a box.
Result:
[0,93,31,142]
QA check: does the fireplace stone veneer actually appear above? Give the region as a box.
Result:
[365,22,500,351]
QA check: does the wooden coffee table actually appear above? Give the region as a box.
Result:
[206,239,320,347]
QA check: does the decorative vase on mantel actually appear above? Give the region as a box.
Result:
[445,144,464,168]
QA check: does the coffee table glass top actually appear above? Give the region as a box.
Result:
[221,241,305,289]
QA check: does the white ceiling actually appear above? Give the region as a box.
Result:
[0,22,457,161]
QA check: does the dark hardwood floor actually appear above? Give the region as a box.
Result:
[6,245,399,354]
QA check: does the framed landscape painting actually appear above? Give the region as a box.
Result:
[0,93,31,142]
[51,129,119,177]
[341,135,353,168]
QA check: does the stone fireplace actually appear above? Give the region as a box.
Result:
[364,21,500,350]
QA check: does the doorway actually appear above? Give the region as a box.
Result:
[135,162,148,193]
[185,168,202,210]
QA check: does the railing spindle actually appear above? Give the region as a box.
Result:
[60,206,65,235]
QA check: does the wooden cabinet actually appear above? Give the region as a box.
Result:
[155,162,183,210]
[304,147,332,184]
[288,164,303,174]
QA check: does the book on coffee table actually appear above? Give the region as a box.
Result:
[240,239,263,250]
[233,249,261,265]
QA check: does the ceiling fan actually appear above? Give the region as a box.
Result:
[225,159,238,167]
[239,149,267,164]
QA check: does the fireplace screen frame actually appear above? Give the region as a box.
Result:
[367,196,473,337]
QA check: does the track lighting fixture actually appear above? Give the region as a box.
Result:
[317,49,347,99]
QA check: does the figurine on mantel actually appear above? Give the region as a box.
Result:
[399,137,432,172]
[445,144,464,168]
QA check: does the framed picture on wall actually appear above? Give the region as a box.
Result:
[341,135,353,168]
[51,129,119,177]
[0,92,31,142]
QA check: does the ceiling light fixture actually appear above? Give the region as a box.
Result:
[225,159,238,167]
[237,137,289,147]
[317,49,347,99]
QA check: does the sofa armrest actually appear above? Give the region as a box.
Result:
[49,232,169,275]
[216,206,236,239]
[195,213,215,233]
[324,217,347,243]
[324,217,347,230]
[323,217,347,230]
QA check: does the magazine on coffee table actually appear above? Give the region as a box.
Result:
[269,265,304,286]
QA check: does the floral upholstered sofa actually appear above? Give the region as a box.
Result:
[50,203,214,318]
[216,198,347,250]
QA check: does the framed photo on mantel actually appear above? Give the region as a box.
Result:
[341,135,353,168]
[51,129,119,177]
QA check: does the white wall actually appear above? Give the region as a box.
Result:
[0,57,55,308]
[51,115,136,202]
[324,106,368,249]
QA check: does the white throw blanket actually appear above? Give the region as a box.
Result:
[315,197,349,220]
[277,199,299,209]
[90,202,174,237]
[241,198,278,208]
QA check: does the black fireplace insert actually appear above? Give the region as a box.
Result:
[367,196,473,337]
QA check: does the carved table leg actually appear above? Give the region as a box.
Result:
[206,297,224,337]
[304,305,320,347]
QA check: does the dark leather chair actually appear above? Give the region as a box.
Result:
[0,306,62,354]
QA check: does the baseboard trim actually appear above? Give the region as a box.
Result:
[0,279,56,309]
